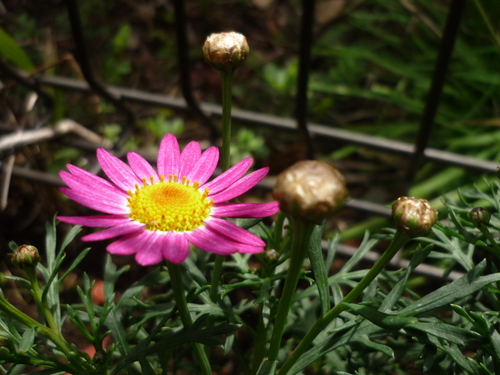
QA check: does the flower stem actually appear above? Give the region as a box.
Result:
[267,219,316,362]
[220,68,234,172]
[25,268,59,333]
[277,230,410,375]
[207,68,235,335]
[478,223,500,257]
[166,262,212,375]
[0,292,92,372]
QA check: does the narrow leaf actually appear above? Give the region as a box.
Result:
[308,223,330,316]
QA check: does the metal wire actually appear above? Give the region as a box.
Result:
[407,0,467,183]
[173,0,218,143]
[65,0,135,150]
[295,0,315,159]
[35,74,499,174]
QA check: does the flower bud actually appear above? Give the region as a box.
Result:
[93,349,107,364]
[11,245,40,270]
[392,197,437,238]
[202,32,249,71]
[469,207,491,228]
[273,160,348,224]
[263,249,279,263]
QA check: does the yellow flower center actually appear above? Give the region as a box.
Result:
[127,174,213,232]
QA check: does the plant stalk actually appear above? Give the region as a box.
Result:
[0,292,92,372]
[167,262,212,375]
[208,68,235,336]
[267,219,316,362]
[277,230,410,375]
[479,223,500,257]
[25,268,59,333]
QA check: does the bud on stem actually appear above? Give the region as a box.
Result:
[11,245,40,271]
[392,197,437,238]
[273,160,348,224]
[469,207,491,228]
[203,32,249,71]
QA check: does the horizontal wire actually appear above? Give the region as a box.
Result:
[36,75,498,174]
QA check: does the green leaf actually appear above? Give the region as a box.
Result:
[103,255,129,301]
[451,304,474,324]
[18,327,35,353]
[0,27,35,72]
[286,320,386,375]
[408,321,483,346]
[58,248,91,285]
[307,223,330,316]
[343,303,418,330]
[256,360,277,375]
[399,260,499,315]
[59,225,82,253]
[338,232,378,274]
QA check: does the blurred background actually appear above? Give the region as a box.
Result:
[1,0,500,275]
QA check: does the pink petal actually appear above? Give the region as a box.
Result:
[57,215,128,227]
[161,232,190,264]
[97,149,142,191]
[205,218,265,246]
[157,134,180,178]
[186,225,263,255]
[210,168,270,203]
[185,146,219,185]
[135,231,164,266]
[60,171,128,205]
[213,202,280,218]
[107,232,142,255]
[127,152,159,183]
[60,187,130,215]
[203,158,253,195]
[82,221,144,241]
[66,164,123,192]
[179,141,201,177]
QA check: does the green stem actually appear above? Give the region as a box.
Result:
[479,224,500,257]
[206,68,235,350]
[220,68,234,172]
[273,212,286,250]
[25,268,59,333]
[267,219,316,362]
[277,230,410,375]
[167,262,212,375]
[0,292,91,372]
[209,69,235,303]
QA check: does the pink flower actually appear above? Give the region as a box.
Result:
[58,134,279,265]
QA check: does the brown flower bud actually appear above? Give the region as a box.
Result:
[273,161,348,224]
[469,207,491,228]
[11,245,40,270]
[202,32,249,71]
[392,197,437,238]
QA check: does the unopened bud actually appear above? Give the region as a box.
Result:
[203,32,249,71]
[263,249,279,262]
[469,207,491,228]
[392,197,437,238]
[11,245,39,270]
[273,161,348,224]
[93,349,106,364]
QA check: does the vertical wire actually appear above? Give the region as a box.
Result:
[65,0,135,150]
[173,0,219,143]
[406,0,467,186]
[295,0,316,160]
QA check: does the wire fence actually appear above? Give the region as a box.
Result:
[0,0,490,281]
